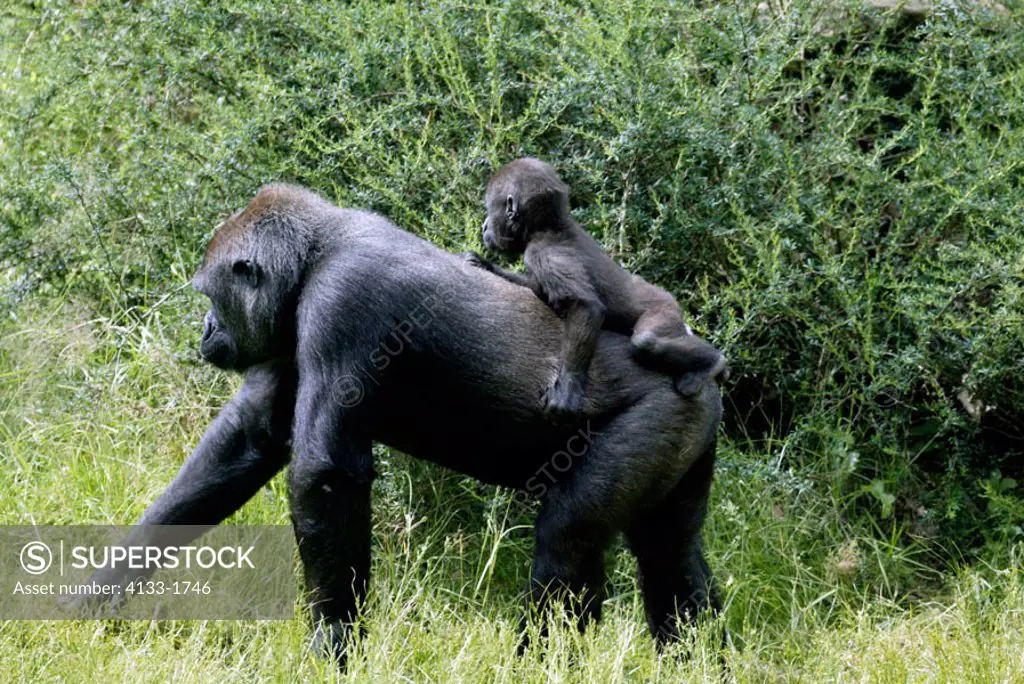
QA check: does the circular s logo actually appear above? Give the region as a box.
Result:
[333,374,365,408]
[20,541,52,575]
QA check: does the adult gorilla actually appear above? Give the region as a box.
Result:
[118,185,722,660]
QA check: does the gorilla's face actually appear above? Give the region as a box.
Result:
[192,257,279,372]
[482,189,523,254]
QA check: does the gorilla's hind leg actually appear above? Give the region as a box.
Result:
[625,440,720,646]
[631,314,727,397]
[519,499,615,654]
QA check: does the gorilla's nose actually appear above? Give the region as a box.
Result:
[201,311,216,342]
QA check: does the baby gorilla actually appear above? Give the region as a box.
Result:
[464,157,727,420]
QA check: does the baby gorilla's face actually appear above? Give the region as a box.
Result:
[482,189,522,254]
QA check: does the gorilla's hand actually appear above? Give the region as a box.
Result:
[57,566,137,618]
[542,371,587,422]
[458,251,494,272]
[313,619,351,668]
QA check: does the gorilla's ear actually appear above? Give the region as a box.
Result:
[232,259,262,287]
[505,194,518,220]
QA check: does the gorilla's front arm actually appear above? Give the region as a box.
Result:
[77,361,297,606]
[138,360,296,526]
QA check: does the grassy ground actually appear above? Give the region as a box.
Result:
[2,0,1023,681]
[0,303,1021,681]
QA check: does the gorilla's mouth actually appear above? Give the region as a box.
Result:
[197,344,235,370]
[483,228,516,254]
[482,228,498,252]
[199,310,238,370]
[199,338,237,370]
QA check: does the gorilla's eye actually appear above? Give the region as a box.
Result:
[232,259,260,287]
[505,194,517,219]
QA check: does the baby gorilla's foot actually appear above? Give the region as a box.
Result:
[542,372,586,422]
[675,354,729,396]
[630,330,662,358]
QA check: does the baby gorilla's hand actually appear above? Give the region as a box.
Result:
[458,251,493,271]
[542,372,587,422]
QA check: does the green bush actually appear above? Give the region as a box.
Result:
[2,0,1021,553]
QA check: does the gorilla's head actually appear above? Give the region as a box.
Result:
[482,157,570,254]
[192,185,317,371]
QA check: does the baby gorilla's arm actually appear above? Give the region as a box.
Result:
[460,251,533,288]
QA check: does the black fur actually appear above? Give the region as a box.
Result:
[470,157,728,419]
[102,184,723,663]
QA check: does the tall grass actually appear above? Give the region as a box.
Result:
[0,309,1021,680]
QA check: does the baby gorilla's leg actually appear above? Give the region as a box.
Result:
[631,314,727,396]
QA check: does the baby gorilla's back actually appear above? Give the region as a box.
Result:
[627,276,690,334]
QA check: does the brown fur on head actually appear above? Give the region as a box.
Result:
[201,185,304,266]
[482,157,571,254]
[192,184,323,370]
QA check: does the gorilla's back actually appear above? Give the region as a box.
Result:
[318,208,716,489]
